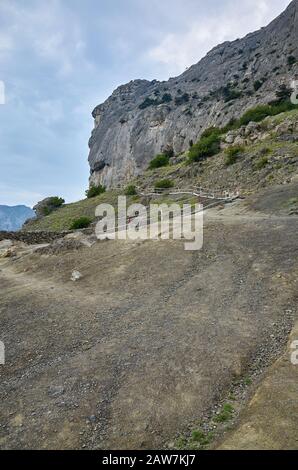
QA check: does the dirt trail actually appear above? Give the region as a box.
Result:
[0,193,297,449]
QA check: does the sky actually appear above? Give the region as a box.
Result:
[0,0,291,207]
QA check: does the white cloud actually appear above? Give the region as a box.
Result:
[0,0,88,77]
[0,185,44,207]
[147,0,291,76]
[0,32,14,53]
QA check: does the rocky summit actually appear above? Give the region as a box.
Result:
[88,0,298,188]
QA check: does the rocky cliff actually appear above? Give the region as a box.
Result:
[88,0,298,188]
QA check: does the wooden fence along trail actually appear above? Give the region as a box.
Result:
[139,186,240,201]
[101,186,240,235]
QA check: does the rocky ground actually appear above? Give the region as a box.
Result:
[0,184,297,449]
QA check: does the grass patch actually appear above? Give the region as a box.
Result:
[243,376,252,386]
[285,197,298,207]
[124,184,137,196]
[23,190,121,232]
[213,403,234,423]
[190,429,214,446]
[254,156,269,170]
[224,145,244,166]
[176,428,214,450]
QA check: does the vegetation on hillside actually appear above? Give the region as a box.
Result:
[124,184,137,196]
[154,179,174,189]
[225,145,245,166]
[23,108,297,233]
[188,128,221,162]
[86,184,106,198]
[149,154,170,169]
[70,216,92,230]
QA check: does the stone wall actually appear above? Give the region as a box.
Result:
[0,231,71,245]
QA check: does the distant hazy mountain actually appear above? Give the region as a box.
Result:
[0,205,35,231]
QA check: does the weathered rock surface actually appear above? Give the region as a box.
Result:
[33,197,64,218]
[88,0,298,188]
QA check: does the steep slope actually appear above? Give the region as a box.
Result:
[24,108,298,232]
[0,205,35,231]
[88,0,298,188]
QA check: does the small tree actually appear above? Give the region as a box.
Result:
[49,196,65,208]
[86,184,106,198]
[188,133,221,163]
[273,84,293,104]
[288,55,296,67]
[149,154,170,169]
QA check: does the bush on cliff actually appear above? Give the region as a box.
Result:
[86,184,106,198]
[49,197,65,208]
[149,154,170,169]
[188,132,221,163]
[34,196,65,217]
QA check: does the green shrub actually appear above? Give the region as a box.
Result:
[40,196,65,216]
[288,55,296,67]
[239,105,273,126]
[70,216,92,230]
[188,133,221,163]
[175,93,190,106]
[223,96,297,133]
[149,154,170,169]
[253,80,263,91]
[154,179,174,189]
[200,127,222,139]
[163,147,174,158]
[49,196,65,208]
[221,84,242,102]
[225,145,244,166]
[255,156,268,170]
[139,93,173,109]
[191,429,213,446]
[161,93,172,103]
[124,184,137,196]
[42,207,51,216]
[139,97,156,109]
[270,84,293,105]
[85,184,106,198]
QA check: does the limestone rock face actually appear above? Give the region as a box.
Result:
[88,0,298,188]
